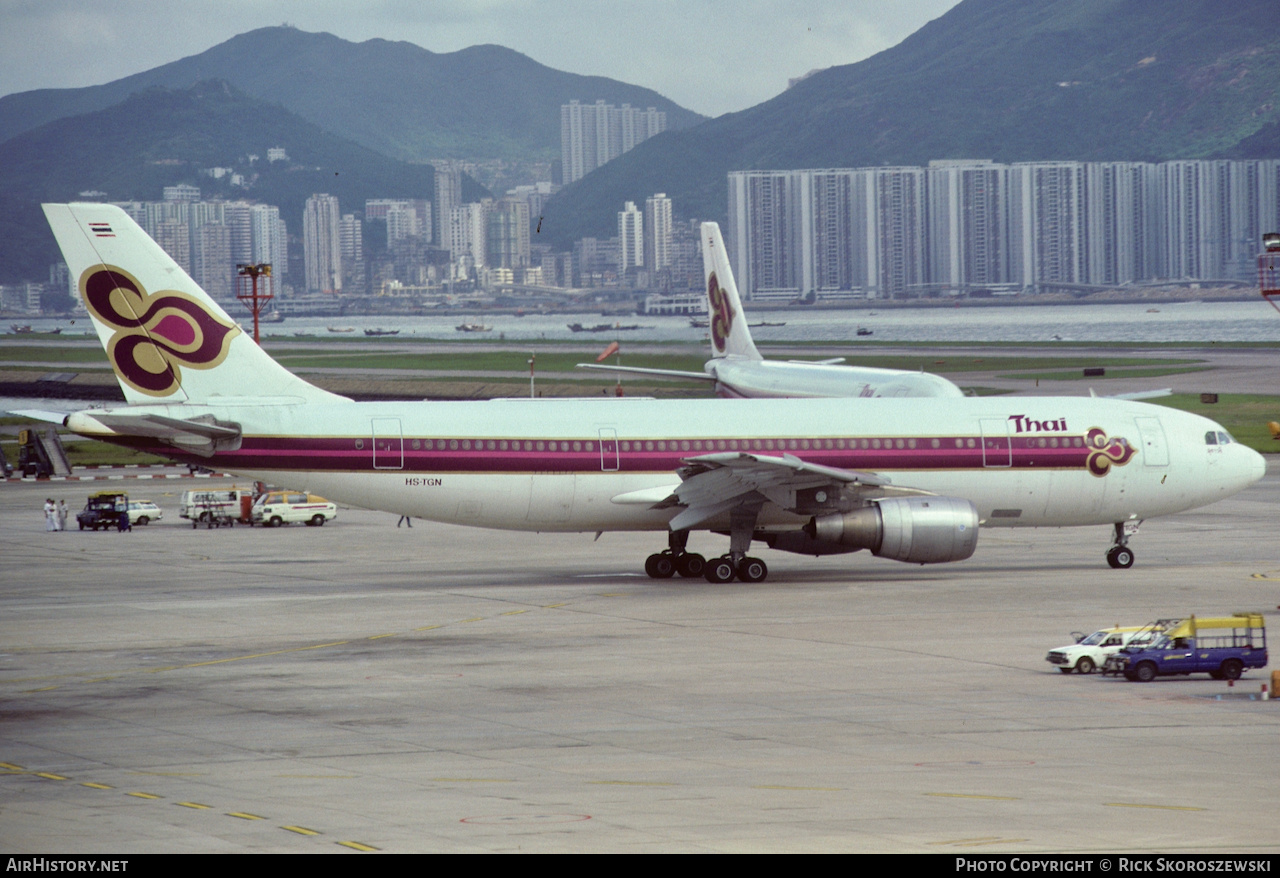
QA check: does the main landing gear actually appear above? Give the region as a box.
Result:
[1106,521,1139,569]
[644,529,707,579]
[645,507,770,584]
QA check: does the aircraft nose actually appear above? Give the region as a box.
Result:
[1244,445,1267,485]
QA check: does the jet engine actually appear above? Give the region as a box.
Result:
[802,496,979,564]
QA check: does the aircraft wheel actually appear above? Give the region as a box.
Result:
[1076,656,1095,675]
[1134,661,1158,683]
[1106,546,1134,569]
[736,556,768,583]
[644,553,676,579]
[703,556,736,583]
[1220,659,1243,681]
[675,553,705,578]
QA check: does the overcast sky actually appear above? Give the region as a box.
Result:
[1,0,962,118]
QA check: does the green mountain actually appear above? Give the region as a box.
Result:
[540,0,1280,247]
[0,80,488,281]
[0,26,704,163]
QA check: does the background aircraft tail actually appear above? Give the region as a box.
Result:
[43,203,345,405]
[701,222,761,361]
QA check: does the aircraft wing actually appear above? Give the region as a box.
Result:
[663,451,924,530]
[575,363,715,381]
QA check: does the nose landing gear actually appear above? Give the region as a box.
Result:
[1106,521,1140,569]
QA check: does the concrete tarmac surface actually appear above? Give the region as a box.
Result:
[2,467,1278,853]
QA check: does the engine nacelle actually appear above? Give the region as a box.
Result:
[805,496,979,564]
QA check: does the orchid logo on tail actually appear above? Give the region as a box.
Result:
[707,272,735,354]
[80,266,240,397]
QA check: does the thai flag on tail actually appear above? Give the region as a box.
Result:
[89,222,114,238]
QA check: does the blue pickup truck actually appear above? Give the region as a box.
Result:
[1106,614,1267,682]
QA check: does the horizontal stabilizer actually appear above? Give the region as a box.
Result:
[6,409,70,424]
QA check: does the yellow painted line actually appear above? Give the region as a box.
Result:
[0,762,24,770]
[367,633,398,640]
[81,782,113,790]
[19,640,355,693]
[228,812,266,820]
[924,793,1019,801]
[1104,802,1205,811]
[587,780,677,787]
[157,641,351,671]
[459,617,484,623]
[127,792,163,800]
[282,825,321,836]
[130,771,203,777]
[34,773,67,781]
[432,777,511,783]
[543,603,568,608]
[276,774,357,779]
[176,802,211,810]
[500,609,529,616]
[414,624,443,631]
[337,841,379,852]
[752,785,842,791]
[1250,573,1279,580]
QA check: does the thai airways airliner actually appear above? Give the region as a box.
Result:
[577,222,965,399]
[22,204,1265,583]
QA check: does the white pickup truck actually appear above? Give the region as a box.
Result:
[1046,623,1172,675]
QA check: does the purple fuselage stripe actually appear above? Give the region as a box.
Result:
[116,433,1107,473]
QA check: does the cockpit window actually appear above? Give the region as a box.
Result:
[1217,431,1233,445]
[1205,431,1218,445]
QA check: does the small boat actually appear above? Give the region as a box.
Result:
[327,326,355,333]
[9,324,32,333]
[856,326,873,336]
[363,328,401,337]
[569,322,647,333]
[456,322,492,333]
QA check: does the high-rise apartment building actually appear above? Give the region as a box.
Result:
[303,193,342,293]
[618,201,643,274]
[729,159,1280,300]
[434,165,463,250]
[561,100,667,184]
[644,193,673,272]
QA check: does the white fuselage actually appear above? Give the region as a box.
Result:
[709,357,966,399]
[69,395,1265,535]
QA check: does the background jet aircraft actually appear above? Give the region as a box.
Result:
[577,222,966,399]
[19,204,1266,584]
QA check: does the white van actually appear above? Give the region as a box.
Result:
[251,491,337,527]
[179,489,251,523]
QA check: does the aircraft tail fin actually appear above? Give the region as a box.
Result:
[43,203,346,405]
[700,222,761,361]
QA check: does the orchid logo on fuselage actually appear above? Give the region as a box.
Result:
[80,266,240,397]
[1084,427,1137,476]
[707,272,735,354]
